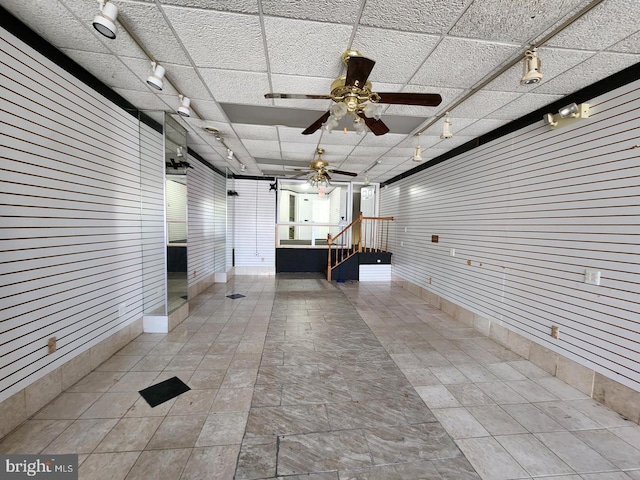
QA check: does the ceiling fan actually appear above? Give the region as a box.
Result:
[265,50,442,136]
[290,148,357,186]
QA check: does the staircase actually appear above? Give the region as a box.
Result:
[326,214,394,281]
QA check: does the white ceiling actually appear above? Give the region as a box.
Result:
[2,0,639,183]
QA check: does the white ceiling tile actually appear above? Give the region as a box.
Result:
[316,132,363,146]
[351,27,440,84]
[484,47,596,92]
[411,37,521,89]
[357,133,404,147]
[243,139,281,154]
[450,0,585,43]
[361,0,470,34]
[534,52,640,95]
[280,142,317,154]
[487,93,564,119]
[261,0,360,23]
[2,0,111,54]
[264,17,353,77]
[419,116,477,136]
[112,87,173,111]
[277,127,320,144]
[199,69,271,104]
[112,3,191,65]
[432,135,477,149]
[546,0,640,51]
[158,0,258,14]
[148,64,211,100]
[281,152,313,161]
[118,56,180,95]
[455,118,510,137]
[610,31,640,54]
[450,91,522,118]
[188,100,227,122]
[60,49,147,90]
[316,144,356,155]
[351,146,394,157]
[163,7,266,70]
[233,124,279,141]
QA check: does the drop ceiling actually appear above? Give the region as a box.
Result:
[2,0,639,183]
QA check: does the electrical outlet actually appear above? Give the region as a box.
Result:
[551,325,559,339]
[47,337,57,354]
[584,268,601,285]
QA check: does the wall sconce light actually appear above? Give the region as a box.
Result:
[521,49,542,85]
[413,133,423,162]
[177,95,190,117]
[93,0,118,39]
[147,62,165,90]
[441,113,453,139]
[543,103,590,129]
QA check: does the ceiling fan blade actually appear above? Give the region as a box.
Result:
[325,172,332,181]
[376,92,442,106]
[345,56,376,87]
[328,169,358,177]
[290,170,310,179]
[357,112,390,136]
[265,93,332,100]
[302,111,331,135]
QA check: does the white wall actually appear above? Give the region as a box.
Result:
[0,29,146,402]
[187,156,226,286]
[381,80,640,392]
[231,179,276,274]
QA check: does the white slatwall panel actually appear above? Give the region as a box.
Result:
[187,158,226,283]
[359,265,392,282]
[227,178,235,269]
[139,123,165,314]
[213,170,227,273]
[232,179,275,268]
[0,30,144,401]
[166,179,187,242]
[381,80,640,392]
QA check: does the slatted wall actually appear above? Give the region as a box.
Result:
[213,168,227,273]
[0,30,147,401]
[232,179,275,270]
[381,80,640,392]
[139,122,165,314]
[187,157,227,284]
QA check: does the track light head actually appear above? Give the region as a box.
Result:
[558,102,579,118]
[521,49,542,85]
[543,113,557,127]
[177,95,191,117]
[93,1,118,39]
[440,114,453,139]
[146,63,165,90]
[227,149,234,160]
[413,146,422,162]
[239,163,246,172]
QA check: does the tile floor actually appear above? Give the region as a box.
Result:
[1,274,639,479]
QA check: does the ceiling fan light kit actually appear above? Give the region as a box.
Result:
[265,50,442,136]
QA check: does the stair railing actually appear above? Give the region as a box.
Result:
[326,213,394,281]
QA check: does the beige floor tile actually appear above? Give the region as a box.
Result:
[95,417,163,452]
[0,419,73,454]
[42,419,118,454]
[180,445,240,480]
[79,452,140,480]
[211,387,254,413]
[33,392,102,420]
[80,392,139,419]
[146,415,207,449]
[124,448,191,480]
[196,412,248,446]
